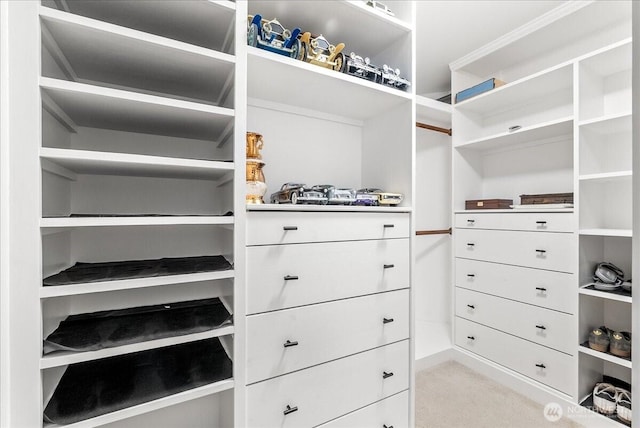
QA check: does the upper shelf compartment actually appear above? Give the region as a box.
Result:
[42,0,236,53]
[40,7,235,107]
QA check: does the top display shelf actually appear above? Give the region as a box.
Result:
[43,0,236,53]
[248,0,412,57]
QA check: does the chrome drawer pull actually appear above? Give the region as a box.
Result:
[383,264,395,269]
[383,224,395,228]
[383,317,394,324]
[284,275,299,281]
[467,304,475,309]
[535,363,546,369]
[535,287,547,292]
[535,325,547,330]
[536,221,547,225]
[284,340,299,348]
[467,336,475,340]
[382,371,394,379]
[467,274,475,278]
[283,405,298,415]
[535,249,546,254]
[283,226,298,231]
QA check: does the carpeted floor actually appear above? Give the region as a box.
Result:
[415,361,583,428]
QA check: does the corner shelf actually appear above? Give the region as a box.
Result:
[40,148,234,181]
[415,95,451,126]
[578,171,632,183]
[579,343,632,369]
[579,111,632,133]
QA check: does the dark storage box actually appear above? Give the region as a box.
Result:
[520,193,573,205]
[465,199,513,210]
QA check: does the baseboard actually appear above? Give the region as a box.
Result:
[427,347,622,428]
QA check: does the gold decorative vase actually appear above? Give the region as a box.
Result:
[246,132,267,204]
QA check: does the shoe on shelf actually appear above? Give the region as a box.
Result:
[593,383,618,415]
[616,388,632,425]
[589,326,611,353]
[610,331,631,358]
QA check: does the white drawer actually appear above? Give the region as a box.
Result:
[246,290,409,384]
[247,211,410,245]
[455,229,575,273]
[455,258,575,314]
[455,212,573,233]
[455,317,574,396]
[455,288,575,355]
[317,391,409,428]
[246,238,409,314]
[246,340,409,428]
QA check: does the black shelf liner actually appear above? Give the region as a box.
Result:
[43,337,232,426]
[580,375,631,427]
[580,342,632,363]
[582,284,632,298]
[43,255,232,286]
[43,297,232,354]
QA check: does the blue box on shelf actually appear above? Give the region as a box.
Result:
[455,78,506,103]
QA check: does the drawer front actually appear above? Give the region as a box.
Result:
[455,212,573,233]
[317,391,409,428]
[455,258,575,314]
[246,238,409,314]
[246,290,409,384]
[455,317,574,395]
[455,229,575,273]
[455,288,575,355]
[247,211,410,245]
[246,340,409,428]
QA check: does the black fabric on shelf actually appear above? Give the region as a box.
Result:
[43,255,232,286]
[43,338,232,425]
[43,297,232,354]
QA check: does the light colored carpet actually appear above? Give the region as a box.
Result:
[415,361,583,428]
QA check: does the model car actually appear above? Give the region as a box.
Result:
[247,15,302,59]
[344,52,381,82]
[356,188,404,206]
[380,64,411,90]
[299,32,346,72]
[365,0,395,16]
[270,183,327,205]
[311,185,356,205]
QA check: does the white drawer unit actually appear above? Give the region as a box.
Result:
[455,318,574,396]
[455,288,575,355]
[455,228,575,273]
[246,211,410,245]
[246,238,410,314]
[316,391,409,428]
[455,212,574,233]
[246,290,409,384]
[455,258,575,314]
[246,340,409,428]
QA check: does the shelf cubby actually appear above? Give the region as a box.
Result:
[578,112,631,177]
[579,284,631,304]
[579,178,631,232]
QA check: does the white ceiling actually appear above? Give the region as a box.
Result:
[415,0,566,97]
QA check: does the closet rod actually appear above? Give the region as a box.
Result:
[416,228,452,236]
[416,121,452,136]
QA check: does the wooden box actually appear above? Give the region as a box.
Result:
[465,199,513,210]
[520,193,574,205]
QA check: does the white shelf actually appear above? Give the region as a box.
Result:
[579,229,632,238]
[247,204,412,213]
[44,379,235,428]
[455,116,573,151]
[248,1,411,55]
[40,216,234,228]
[455,208,574,214]
[40,77,234,141]
[579,38,632,78]
[579,344,632,369]
[40,270,235,299]
[40,7,235,105]
[52,1,236,52]
[579,171,632,183]
[454,63,572,114]
[416,96,451,127]
[579,285,632,304]
[579,112,632,134]
[40,148,234,181]
[247,47,411,122]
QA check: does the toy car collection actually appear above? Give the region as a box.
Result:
[270,183,402,207]
[311,185,356,205]
[299,32,346,72]
[365,0,395,16]
[357,188,404,206]
[247,15,302,59]
[344,52,381,82]
[380,65,411,90]
[270,183,327,205]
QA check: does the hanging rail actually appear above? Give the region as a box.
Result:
[416,121,452,136]
[416,228,452,236]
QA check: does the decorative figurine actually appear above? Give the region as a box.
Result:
[365,0,395,16]
[311,185,356,205]
[380,64,411,90]
[270,183,328,205]
[247,15,302,60]
[246,132,267,204]
[299,32,346,72]
[344,52,381,82]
